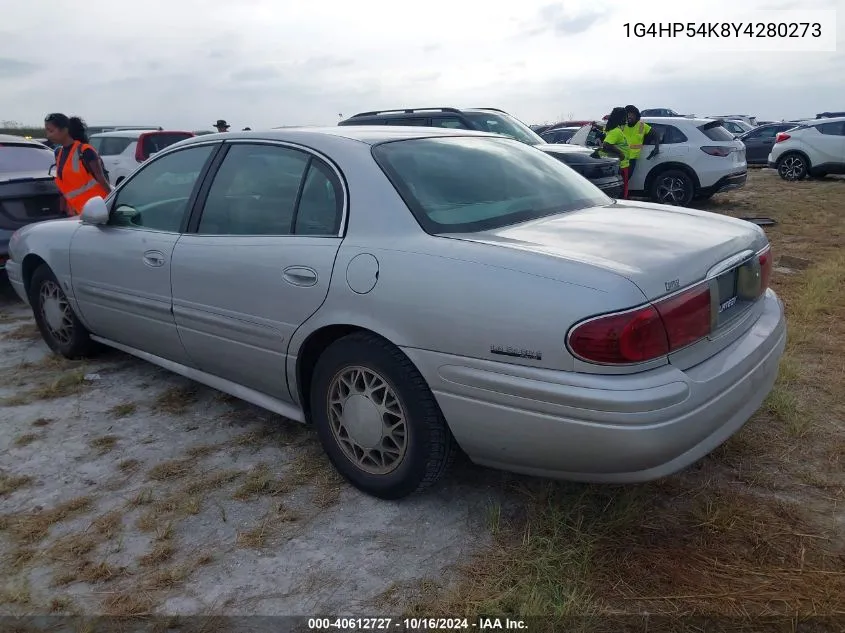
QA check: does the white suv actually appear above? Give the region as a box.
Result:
[767,117,845,181]
[569,117,747,206]
[88,130,194,184]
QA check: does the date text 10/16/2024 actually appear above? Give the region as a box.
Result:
[307,617,527,631]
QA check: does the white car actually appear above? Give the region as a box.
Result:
[767,116,845,181]
[569,117,747,206]
[88,130,194,184]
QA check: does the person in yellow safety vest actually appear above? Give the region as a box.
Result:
[623,105,660,177]
[593,107,631,199]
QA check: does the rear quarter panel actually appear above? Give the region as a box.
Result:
[283,134,652,402]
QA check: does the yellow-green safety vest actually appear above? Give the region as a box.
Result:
[623,121,649,159]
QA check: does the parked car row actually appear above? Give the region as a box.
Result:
[5,124,786,500]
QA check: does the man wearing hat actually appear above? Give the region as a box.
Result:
[214,119,231,133]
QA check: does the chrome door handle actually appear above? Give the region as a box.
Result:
[283,266,318,287]
[143,250,166,267]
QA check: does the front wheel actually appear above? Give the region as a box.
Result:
[777,154,808,181]
[309,332,456,499]
[28,264,98,358]
[650,169,694,206]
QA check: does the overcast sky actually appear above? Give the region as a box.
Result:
[0,0,842,130]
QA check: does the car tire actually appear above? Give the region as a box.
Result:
[649,169,694,206]
[777,153,808,181]
[28,264,98,359]
[309,331,456,500]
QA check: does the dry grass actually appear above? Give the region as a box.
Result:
[4,370,88,406]
[147,459,195,481]
[13,432,41,447]
[236,503,300,549]
[182,469,242,495]
[0,472,34,497]
[89,435,120,455]
[138,542,176,567]
[185,443,224,458]
[101,590,155,616]
[232,463,286,500]
[153,385,200,414]
[30,417,52,427]
[118,458,142,474]
[49,596,74,613]
[90,510,124,538]
[0,496,94,545]
[108,401,138,418]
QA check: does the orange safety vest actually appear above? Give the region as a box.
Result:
[55,141,109,215]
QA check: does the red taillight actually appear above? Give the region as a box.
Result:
[700,146,732,157]
[134,135,147,163]
[758,247,773,294]
[568,284,712,365]
[775,133,790,143]
[653,285,712,351]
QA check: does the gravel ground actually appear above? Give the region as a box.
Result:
[0,280,502,617]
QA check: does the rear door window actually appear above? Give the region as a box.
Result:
[140,132,194,159]
[384,118,428,127]
[431,117,469,129]
[815,121,845,136]
[649,124,687,144]
[0,144,55,173]
[99,137,134,156]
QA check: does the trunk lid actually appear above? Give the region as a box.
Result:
[444,200,766,301]
[0,173,64,230]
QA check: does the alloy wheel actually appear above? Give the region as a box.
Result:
[656,176,688,205]
[779,156,805,180]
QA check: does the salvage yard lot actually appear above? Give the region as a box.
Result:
[1,169,843,627]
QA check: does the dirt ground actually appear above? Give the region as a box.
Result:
[1,169,843,628]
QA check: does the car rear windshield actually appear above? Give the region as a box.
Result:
[464,112,545,145]
[0,144,55,173]
[141,132,192,156]
[372,136,610,234]
[698,121,736,142]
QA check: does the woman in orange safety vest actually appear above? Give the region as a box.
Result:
[44,113,112,215]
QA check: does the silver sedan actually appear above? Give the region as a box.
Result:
[5,126,786,499]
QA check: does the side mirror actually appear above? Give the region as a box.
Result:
[81,196,109,225]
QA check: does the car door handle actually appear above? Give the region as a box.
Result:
[283,266,318,287]
[143,250,166,267]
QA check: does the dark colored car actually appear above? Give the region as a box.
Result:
[337,107,624,196]
[739,122,798,165]
[0,135,65,270]
[641,108,683,117]
[539,126,580,144]
[536,145,623,198]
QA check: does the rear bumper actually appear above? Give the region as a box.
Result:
[592,175,624,199]
[5,259,27,304]
[698,171,747,196]
[403,290,786,483]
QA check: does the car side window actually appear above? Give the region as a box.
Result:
[432,117,469,129]
[198,144,314,236]
[294,160,343,236]
[109,145,215,232]
[755,126,779,139]
[649,124,687,144]
[99,137,133,156]
[384,118,428,126]
[816,121,845,136]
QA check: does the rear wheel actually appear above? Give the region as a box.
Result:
[28,265,97,358]
[309,332,456,499]
[777,153,808,181]
[650,169,694,206]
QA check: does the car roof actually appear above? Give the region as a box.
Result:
[0,134,49,146]
[89,129,164,138]
[176,126,500,147]
[808,115,845,123]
